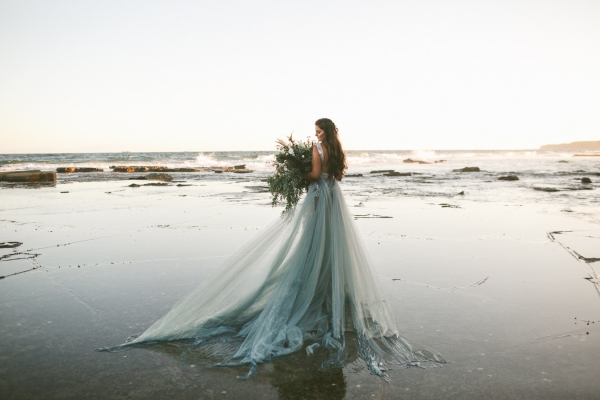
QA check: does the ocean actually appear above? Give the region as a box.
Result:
[1,150,599,222]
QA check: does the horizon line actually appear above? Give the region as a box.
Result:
[1,148,578,155]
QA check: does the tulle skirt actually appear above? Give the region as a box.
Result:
[97,175,444,379]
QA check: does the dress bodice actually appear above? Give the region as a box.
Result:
[315,142,329,179]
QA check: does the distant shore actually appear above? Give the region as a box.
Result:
[540,140,600,151]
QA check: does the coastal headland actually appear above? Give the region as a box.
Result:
[540,140,600,151]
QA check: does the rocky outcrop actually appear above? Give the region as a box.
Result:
[498,175,519,181]
[384,172,412,176]
[113,167,136,172]
[0,170,56,182]
[534,187,559,192]
[147,173,173,181]
[57,167,103,173]
[403,158,431,164]
[345,174,363,177]
[109,165,248,173]
[369,170,411,176]
[453,167,481,173]
[128,182,170,187]
[0,242,21,248]
[582,177,592,184]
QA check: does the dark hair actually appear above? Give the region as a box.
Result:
[315,118,347,181]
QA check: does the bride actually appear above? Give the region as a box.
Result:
[97,118,444,380]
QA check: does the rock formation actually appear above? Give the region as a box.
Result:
[0,171,56,182]
[384,172,412,176]
[57,167,103,173]
[498,175,519,181]
[453,167,481,173]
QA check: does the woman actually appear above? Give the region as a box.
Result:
[97,118,444,380]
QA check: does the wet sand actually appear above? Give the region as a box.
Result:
[1,180,599,399]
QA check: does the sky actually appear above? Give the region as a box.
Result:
[1,0,599,153]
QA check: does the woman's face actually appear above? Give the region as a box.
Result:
[315,125,326,142]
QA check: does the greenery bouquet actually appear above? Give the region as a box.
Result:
[267,135,314,214]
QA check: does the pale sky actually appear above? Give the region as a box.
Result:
[1,0,599,153]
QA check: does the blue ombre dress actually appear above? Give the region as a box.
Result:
[97,142,444,379]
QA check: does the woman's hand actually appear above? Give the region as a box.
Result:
[301,145,321,181]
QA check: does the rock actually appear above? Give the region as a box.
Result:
[534,187,559,192]
[56,167,76,173]
[233,164,246,169]
[498,175,519,181]
[57,167,103,173]
[0,171,56,182]
[233,170,252,173]
[582,177,592,184]
[135,167,149,172]
[143,182,169,186]
[345,174,363,177]
[128,183,141,187]
[77,167,103,172]
[0,170,39,180]
[113,167,135,173]
[403,159,430,164]
[558,160,569,163]
[384,172,412,176]
[214,170,223,173]
[165,168,196,172]
[435,160,447,163]
[0,242,22,248]
[146,173,173,181]
[176,184,192,187]
[128,176,148,180]
[370,170,395,174]
[457,191,465,195]
[453,167,481,173]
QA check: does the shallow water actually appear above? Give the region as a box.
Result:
[2,150,599,224]
[1,180,600,398]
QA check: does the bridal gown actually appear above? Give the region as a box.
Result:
[97,142,444,379]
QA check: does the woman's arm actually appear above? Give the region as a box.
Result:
[301,145,322,181]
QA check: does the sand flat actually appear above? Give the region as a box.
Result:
[1,180,599,399]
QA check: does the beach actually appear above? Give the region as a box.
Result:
[1,152,600,399]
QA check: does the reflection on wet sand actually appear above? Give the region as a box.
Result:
[270,349,347,400]
[141,340,349,399]
[2,181,600,399]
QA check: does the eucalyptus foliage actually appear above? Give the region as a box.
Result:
[267,135,314,214]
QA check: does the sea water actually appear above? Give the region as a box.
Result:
[1,150,598,222]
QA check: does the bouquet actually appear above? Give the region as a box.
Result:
[267,135,314,214]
